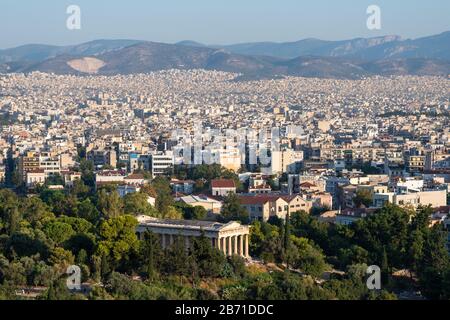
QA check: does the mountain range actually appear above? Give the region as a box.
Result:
[1,32,449,80]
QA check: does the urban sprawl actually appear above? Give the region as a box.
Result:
[0,70,449,299]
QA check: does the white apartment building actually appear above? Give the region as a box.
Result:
[151,151,174,178]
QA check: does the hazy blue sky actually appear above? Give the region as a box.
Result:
[1,0,449,48]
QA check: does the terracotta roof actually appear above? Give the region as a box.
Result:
[211,179,236,189]
[239,195,279,205]
[238,194,299,205]
[125,173,145,180]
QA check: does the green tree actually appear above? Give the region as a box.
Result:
[123,192,159,217]
[290,236,329,278]
[417,224,450,299]
[96,189,124,219]
[139,231,163,279]
[183,206,208,220]
[43,221,76,246]
[77,198,100,223]
[21,197,55,227]
[70,179,90,198]
[152,177,174,215]
[79,159,95,188]
[163,206,183,220]
[190,234,226,278]
[40,279,75,300]
[48,247,75,271]
[96,215,139,265]
[163,237,189,276]
[352,204,410,269]
[353,189,373,208]
[221,193,249,224]
[0,190,21,235]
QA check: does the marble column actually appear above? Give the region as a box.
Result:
[233,235,238,256]
[239,235,244,257]
[244,234,249,258]
[222,237,227,256]
[228,236,232,256]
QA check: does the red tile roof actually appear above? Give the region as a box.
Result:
[211,179,236,189]
[125,174,145,180]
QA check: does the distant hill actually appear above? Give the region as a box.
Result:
[0,40,142,64]
[1,32,449,79]
[216,32,450,60]
[176,40,207,48]
[19,43,279,76]
[215,36,402,59]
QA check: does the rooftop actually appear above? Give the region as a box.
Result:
[137,215,246,233]
[211,179,236,189]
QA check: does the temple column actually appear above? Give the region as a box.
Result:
[233,235,238,256]
[169,234,174,246]
[185,236,190,251]
[244,234,249,258]
[161,234,166,249]
[222,237,227,256]
[239,235,244,257]
[228,236,232,256]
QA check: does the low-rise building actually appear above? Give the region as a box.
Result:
[211,179,236,197]
[239,194,313,222]
[171,179,195,195]
[373,189,447,209]
[26,169,46,188]
[179,195,223,214]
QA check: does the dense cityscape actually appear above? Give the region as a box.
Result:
[0,69,448,300]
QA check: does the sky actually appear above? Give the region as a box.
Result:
[1,0,449,49]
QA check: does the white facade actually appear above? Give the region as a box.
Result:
[151,151,174,177]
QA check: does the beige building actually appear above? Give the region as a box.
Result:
[218,149,242,172]
[26,169,46,187]
[180,195,223,214]
[270,149,302,175]
[95,170,127,187]
[239,194,313,222]
[136,216,250,258]
[373,190,447,209]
